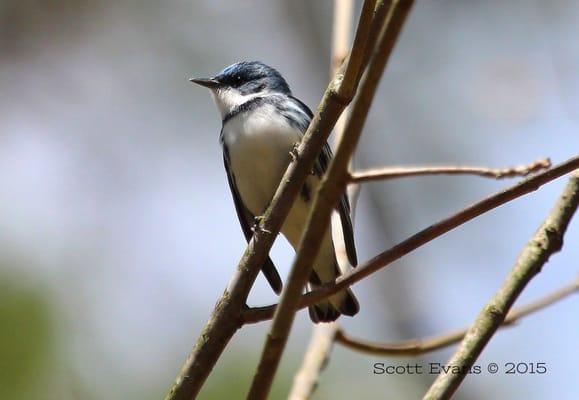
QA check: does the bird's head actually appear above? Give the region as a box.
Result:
[190,61,291,118]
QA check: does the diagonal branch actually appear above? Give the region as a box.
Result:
[241,155,579,324]
[424,170,579,400]
[247,2,414,399]
[335,277,579,356]
[289,1,355,398]
[349,158,551,183]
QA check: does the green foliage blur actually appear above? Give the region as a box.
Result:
[0,275,55,400]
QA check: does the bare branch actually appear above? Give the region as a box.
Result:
[288,2,355,398]
[241,155,579,324]
[350,158,551,183]
[424,171,579,400]
[335,277,579,356]
[247,2,413,399]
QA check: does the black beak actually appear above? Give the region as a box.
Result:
[189,77,220,89]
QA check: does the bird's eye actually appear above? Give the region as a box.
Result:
[235,75,241,82]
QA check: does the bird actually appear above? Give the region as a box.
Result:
[190,61,359,322]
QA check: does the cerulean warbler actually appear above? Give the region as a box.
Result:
[190,61,359,322]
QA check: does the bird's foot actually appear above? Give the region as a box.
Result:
[252,215,271,234]
[289,143,300,161]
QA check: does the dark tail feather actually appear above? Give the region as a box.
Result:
[308,303,341,323]
[338,289,359,316]
[261,257,283,294]
[307,270,359,323]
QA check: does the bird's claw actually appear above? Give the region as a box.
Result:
[252,215,271,234]
[289,143,300,161]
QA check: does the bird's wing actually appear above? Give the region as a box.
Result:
[289,96,358,267]
[222,147,283,294]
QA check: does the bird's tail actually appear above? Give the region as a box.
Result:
[307,264,359,323]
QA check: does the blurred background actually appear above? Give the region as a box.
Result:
[1,1,578,399]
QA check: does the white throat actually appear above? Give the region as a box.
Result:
[210,88,265,119]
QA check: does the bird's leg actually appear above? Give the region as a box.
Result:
[251,215,271,234]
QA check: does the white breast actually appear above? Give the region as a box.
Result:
[222,103,302,217]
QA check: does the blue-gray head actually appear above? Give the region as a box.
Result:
[190,61,291,117]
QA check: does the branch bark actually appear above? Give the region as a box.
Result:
[335,277,579,356]
[289,1,355,398]
[247,2,414,398]
[241,155,579,324]
[423,170,579,400]
[349,158,551,183]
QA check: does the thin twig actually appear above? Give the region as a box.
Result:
[241,155,579,324]
[424,171,579,400]
[288,323,339,400]
[350,158,551,183]
[335,277,579,356]
[247,2,413,399]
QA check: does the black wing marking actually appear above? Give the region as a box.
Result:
[289,95,314,119]
[289,96,358,267]
[222,148,283,294]
[317,142,358,266]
